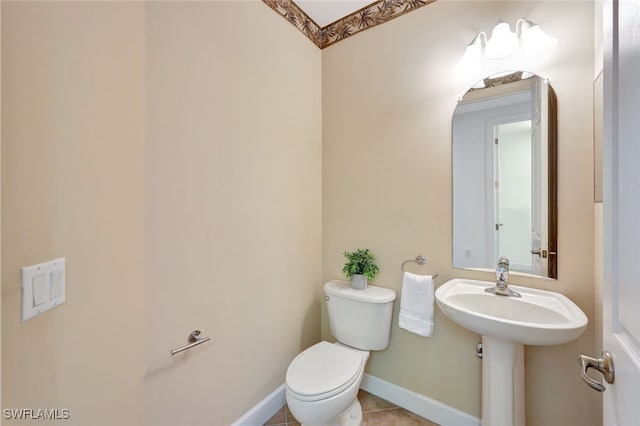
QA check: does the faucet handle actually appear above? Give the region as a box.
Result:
[496,257,509,282]
[496,268,508,282]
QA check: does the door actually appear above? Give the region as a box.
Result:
[530,77,549,276]
[601,0,640,423]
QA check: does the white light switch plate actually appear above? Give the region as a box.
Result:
[21,258,66,322]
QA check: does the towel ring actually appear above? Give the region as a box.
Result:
[401,255,426,271]
[401,255,438,279]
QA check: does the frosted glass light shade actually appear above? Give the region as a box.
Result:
[521,21,558,56]
[457,36,482,67]
[485,21,518,59]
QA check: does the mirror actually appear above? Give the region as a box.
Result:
[452,71,557,279]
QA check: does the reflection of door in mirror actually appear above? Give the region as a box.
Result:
[495,120,533,273]
[530,77,550,276]
[452,72,557,279]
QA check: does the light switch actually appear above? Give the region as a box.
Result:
[32,274,48,306]
[50,270,64,299]
[21,258,66,322]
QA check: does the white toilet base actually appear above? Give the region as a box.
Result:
[301,398,362,426]
[338,398,362,426]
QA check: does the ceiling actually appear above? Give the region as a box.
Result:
[295,0,375,27]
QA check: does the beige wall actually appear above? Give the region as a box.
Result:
[2,2,145,425]
[2,0,600,424]
[322,1,598,424]
[143,2,322,425]
[2,1,322,425]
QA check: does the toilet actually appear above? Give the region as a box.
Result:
[285,280,396,426]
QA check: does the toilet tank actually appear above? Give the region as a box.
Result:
[324,280,397,351]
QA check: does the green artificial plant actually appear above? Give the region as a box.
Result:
[342,249,380,281]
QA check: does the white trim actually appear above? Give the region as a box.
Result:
[231,384,286,426]
[360,374,481,426]
[231,375,480,426]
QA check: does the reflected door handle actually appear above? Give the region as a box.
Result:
[579,351,615,392]
[531,249,548,258]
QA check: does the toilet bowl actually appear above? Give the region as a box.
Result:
[285,341,369,426]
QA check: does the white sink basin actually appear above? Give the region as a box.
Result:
[436,278,588,425]
[435,278,588,345]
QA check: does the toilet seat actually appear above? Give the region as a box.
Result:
[286,342,365,402]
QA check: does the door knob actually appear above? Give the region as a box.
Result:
[530,249,548,258]
[579,351,615,392]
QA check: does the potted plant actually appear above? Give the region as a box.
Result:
[342,248,380,290]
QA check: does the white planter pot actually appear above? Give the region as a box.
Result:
[351,274,368,290]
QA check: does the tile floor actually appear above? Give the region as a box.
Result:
[264,390,439,426]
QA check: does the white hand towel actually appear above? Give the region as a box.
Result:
[399,271,434,337]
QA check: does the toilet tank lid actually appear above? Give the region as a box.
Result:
[324,280,396,303]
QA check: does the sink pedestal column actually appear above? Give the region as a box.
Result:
[481,336,525,426]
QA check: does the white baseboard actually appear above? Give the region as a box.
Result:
[231,375,480,426]
[231,384,286,426]
[361,374,481,426]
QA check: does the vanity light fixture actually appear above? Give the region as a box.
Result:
[459,18,558,65]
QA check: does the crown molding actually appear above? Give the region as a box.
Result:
[263,0,437,49]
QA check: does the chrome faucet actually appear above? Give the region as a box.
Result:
[484,257,521,297]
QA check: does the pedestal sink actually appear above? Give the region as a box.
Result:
[435,279,588,426]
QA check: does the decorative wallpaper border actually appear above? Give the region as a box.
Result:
[263,0,437,49]
[263,0,324,48]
